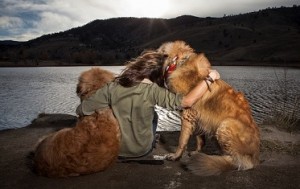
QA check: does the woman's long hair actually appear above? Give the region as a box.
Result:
[115,50,166,87]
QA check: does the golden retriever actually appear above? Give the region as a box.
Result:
[33,68,120,177]
[158,41,260,176]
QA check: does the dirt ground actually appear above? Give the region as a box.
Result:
[0,113,299,189]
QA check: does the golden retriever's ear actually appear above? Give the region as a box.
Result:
[196,53,211,68]
[191,54,211,79]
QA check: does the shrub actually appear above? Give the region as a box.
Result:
[263,68,300,133]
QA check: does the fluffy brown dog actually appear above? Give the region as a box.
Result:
[158,41,260,176]
[33,68,120,177]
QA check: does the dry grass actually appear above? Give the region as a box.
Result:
[260,139,300,156]
[268,107,300,133]
[263,68,300,133]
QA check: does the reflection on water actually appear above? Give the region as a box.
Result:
[0,66,299,131]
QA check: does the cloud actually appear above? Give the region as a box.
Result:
[0,16,24,29]
[0,0,122,41]
[165,0,300,17]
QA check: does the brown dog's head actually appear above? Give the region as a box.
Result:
[157,40,195,61]
[158,41,212,94]
[77,68,115,101]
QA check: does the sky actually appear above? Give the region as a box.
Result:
[0,0,299,42]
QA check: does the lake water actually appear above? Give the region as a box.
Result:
[0,66,299,131]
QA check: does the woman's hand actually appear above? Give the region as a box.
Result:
[181,69,221,108]
[208,70,220,81]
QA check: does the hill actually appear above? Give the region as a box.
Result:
[0,6,299,67]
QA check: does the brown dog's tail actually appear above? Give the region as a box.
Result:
[186,153,236,176]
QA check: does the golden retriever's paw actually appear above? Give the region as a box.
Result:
[166,153,181,161]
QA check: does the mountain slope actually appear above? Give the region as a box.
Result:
[0,6,299,67]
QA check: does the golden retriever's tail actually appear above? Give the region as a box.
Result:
[186,153,236,176]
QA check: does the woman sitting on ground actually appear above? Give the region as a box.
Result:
[76,50,220,158]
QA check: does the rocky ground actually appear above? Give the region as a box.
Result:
[0,113,299,189]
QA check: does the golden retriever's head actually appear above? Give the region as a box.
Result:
[77,68,115,100]
[157,41,212,94]
[158,41,194,60]
[158,41,195,72]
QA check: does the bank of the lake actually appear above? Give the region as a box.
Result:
[0,113,299,189]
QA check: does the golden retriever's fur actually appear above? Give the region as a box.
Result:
[158,41,260,176]
[33,68,120,177]
[76,68,115,100]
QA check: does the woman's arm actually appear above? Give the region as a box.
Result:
[180,70,220,108]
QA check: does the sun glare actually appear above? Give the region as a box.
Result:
[129,0,170,18]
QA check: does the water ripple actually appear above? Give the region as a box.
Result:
[0,66,299,131]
